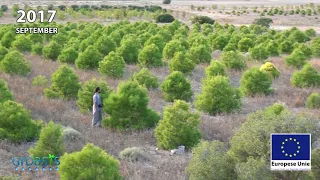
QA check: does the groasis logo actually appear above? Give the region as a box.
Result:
[12,154,60,171]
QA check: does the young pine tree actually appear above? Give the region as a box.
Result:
[98,51,125,78]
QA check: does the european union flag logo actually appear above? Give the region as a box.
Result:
[271,133,311,161]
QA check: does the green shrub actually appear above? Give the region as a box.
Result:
[156,14,175,23]
[169,51,195,74]
[28,121,65,158]
[0,51,30,76]
[294,43,313,58]
[43,41,62,60]
[155,100,201,150]
[76,45,102,70]
[288,29,309,43]
[0,101,42,143]
[1,32,15,48]
[163,40,186,60]
[163,0,171,4]
[211,35,229,51]
[161,71,193,102]
[260,62,280,79]
[31,43,43,55]
[249,44,269,61]
[32,75,48,86]
[138,44,163,67]
[228,103,320,164]
[238,38,254,52]
[58,47,78,64]
[221,51,246,70]
[186,140,237,180]
[279,40,294,54]
[240,67,273,96]
[28,33,43,44]
[12,35,33,52]
[52,33,68,45]
[285,49,307,69]
[145,35,165,52]
[311,38,320,57]
[103,81,160,130]
[77,79,112,113]
[305,28,317,38]
[253,17,273,27]
[119,147,148,162]
[44,65,81,100]
[1,5,8,12]
[205,60,227,77]
[132,68,159,90]
[187,45,212,64]
[116,37,140,64]
[59,143,122,180]
[0,45,8,61]
[306,93,320,109]
[266,40,279,56]
[291,63,320,88]
[223,43,237,52]
[94,36,116,56]
[0,79,13,103]
[191,16,215,24]
[195,76,241,115]
[98,51,125,78]
[236,157,273,180]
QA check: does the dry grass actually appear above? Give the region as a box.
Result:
[0,51,320,180]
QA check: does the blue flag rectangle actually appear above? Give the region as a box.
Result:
[271,133,311,160]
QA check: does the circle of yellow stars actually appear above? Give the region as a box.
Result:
[281,138,300,158]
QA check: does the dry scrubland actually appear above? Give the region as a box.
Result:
[0,1,320,180]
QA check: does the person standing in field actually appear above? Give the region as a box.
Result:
[92,87,103,127]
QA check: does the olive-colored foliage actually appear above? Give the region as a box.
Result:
[58,47,79,64]
[43,41,62,60]
[98,51,125,78]
[163,40,186,60]
[52,33,68,45]
[253,18,273,27]
[306,93,320,109]
[0,79,13,103]
[155,100,201,150]
[285,49,307,69]
[221,51,246,70]
[238,38,254,52]
[0,51,31,76]
[76,45,102,70]
[94,36,116,56]
[132,68,159,90]
[279,40,294,54]
[188,45,212,64]
[31,43,43,55]
[156,14,175,23]
[32,75,48,86]
[103,81,160,130]
[288,29,309,43]
[211,35,229,51]
[161,71,193,102]
[291,63,320,88]
[240,67,273,96]
[1,31,15,48]
[236,157,273,180]
[169,51,195,74]
[144,34,165,52]
[305,29,317,38]
[28,121,65,158]
[249,44,269,61]
[59,143,122,180]
[228,103,320,173]
[28,33,43,44]
[44,65,81,100]
[12,35,33,52]
[260,62,280,79]
[205,60,227,77]
[116,37,140,64]
[266,40,280,56]
[191,16,215,24]
[195,76,241,115]
[138,44,163,67]
[186,140,237,180]
[0,45,8,61]
[0,100,42,143]
[77,79,112,113]
[294,43,313,58]
[311,38,320,57]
